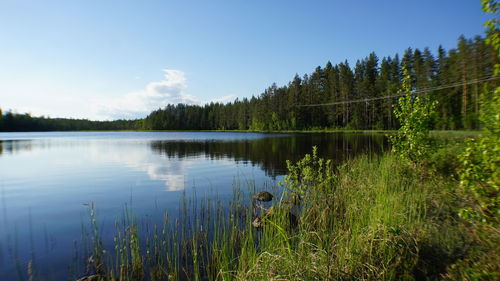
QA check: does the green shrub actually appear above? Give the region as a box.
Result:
[390,67,436,163]
[281,146,335,196]
[458,0,500,225]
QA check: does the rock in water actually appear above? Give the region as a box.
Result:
[252,191,274,202]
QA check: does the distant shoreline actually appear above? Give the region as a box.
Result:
[0,129,480,138]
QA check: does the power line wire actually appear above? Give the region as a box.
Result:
[298,75,499,107]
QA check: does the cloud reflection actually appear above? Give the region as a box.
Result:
[88,141,195,191]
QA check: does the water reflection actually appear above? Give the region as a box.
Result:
[150,133,388,177]
[86,142,193,191]
[0,132,389,280]
[1,133,389,188]
[0,140,34,155]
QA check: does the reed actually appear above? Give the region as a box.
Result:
[74,150,498,281]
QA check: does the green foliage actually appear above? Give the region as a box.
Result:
[424,141,464,175]
[0,110,140,132]
[270,112,280,131]
[281,146,334,196]
[248,118,265,131]
[458,135,499,223]
[482,0,500,76]
[390,67,437,162]
[458,0,500,224]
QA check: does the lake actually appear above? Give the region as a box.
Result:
[0,131,388,280]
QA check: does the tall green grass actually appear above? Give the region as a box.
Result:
[75,151,498,281]
[234,154,430,280]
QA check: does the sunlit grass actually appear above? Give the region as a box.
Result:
[73,150,498,281]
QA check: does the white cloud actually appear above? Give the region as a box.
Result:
[93,69,237,120]
[209,94,239,104]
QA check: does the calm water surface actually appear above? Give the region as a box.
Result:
[0,131,388,280]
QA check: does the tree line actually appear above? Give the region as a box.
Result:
[0,109,140,131]
[143,34,498,131]
[1,34,498,132]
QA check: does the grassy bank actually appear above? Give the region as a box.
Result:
[75,144,498,281]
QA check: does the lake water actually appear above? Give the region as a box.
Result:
[0,131,388,280]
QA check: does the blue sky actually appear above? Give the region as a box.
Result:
[0,0,493,120]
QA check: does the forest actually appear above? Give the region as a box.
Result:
[0,110,140,131]
[142,34,498,131]
[1,34,498,132]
